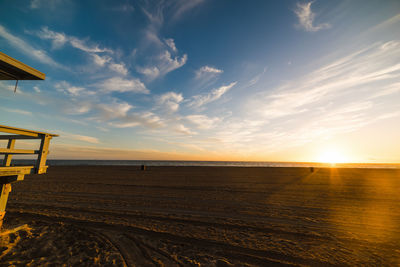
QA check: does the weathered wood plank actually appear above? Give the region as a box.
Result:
[0,124,58,137]
[0,166,34,177]
[0,135,42,140]
[0,148,37,154]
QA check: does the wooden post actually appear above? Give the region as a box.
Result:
[3,139,15,166]
[0,139,15,228]
[0,184,11,228]
[36,134,51,174]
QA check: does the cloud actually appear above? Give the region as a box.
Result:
[33,86,41,93]
[138,50,187,80]
[69,134,99,144]
[249,41,400,120]
[159,50,187,73]
[174,124,196,135]
[294,1,330,32]
[164,38,177,52]
[1,107,32,116]
[139,3,191,80]
[92,54,111,66]
[157,92,184,113]
[136,66,160,80]
[0,24,62,68]
[112,112,164,129]
[142,0,205,27]
[35,26,67,49]
[55,81,91,96]
[229,40,400,153]
[96,101,133,120]
[186,115,221,129]
[98,77,149,94]
[188,82,237,108]
[109,63,128,75]
[369,82,400,99]
[172,0,205,21]
[31,27,134,77]
[65,102,92,115]
[69,36,113,53]
[34,27,113,53]
[195,65,223,79]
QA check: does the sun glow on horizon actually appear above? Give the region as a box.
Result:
[318,147,349,164]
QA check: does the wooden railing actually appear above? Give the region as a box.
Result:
[0,124,57,227]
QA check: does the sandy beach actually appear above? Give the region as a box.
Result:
[1,166,400,266]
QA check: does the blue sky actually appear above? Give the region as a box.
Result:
[1,0,400,162]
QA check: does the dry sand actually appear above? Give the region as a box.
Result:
[1,166,400,266]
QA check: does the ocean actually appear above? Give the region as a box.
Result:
[11,159,400,169]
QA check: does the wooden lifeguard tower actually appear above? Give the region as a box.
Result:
[0,51,58,228]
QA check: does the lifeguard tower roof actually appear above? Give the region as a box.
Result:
[0,51,45,80]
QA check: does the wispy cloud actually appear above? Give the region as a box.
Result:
[195,65,223,79]
[111,112,164,129]
[109,63,128,75]
[55,81,90,97]
[249,41,400,120]
[174,124,196,135]
[188,82,237,108]
[186,115,221,129]
[69,134,99,144]
[97,77,149,94]
[92,54,111,66]
[227,40,400,153]
[64,102,92,115]
[369,82,400,99]
[96,101,133,120]
[138,50,187,80]
[164,38,177,52]
[159,50,187,73]
[29,26,129,75]
[0,24,62,68]
[139,2,193,80]
[172,0,205,21]
[142,0,205,26]
[33,27,113,53]
[1,107,32,116]
[136,66,160,80]
[157,92,184,113]
[294,1,330,32]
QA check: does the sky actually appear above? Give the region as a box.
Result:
[0,0,400,163]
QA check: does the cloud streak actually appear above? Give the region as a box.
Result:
[195,65,223,79]
[35,27,113,53]
[188,82,237,108]
[250,41,400,120]
[0,24,62,68]
[97,77,149,94]
[138,50,187,80]
[157,92,184,113]
[294,1,330,32]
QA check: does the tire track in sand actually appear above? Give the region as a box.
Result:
[7,211,336,266]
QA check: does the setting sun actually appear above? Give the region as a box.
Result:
[318,148,349,164]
